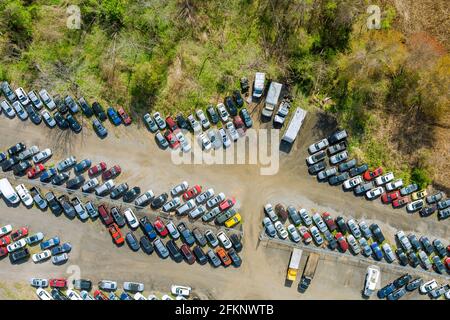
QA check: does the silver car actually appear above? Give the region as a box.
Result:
[287,224,300,242]
[196,188,214,204]
[206,192,225,208]
[347,219,362,238]
[56,156,77,172]
[123,282,144,292]
[347,235,361,255]
[166,221,180,239]
[207,129,222,149]
[263,217,276,237]
[358,221,372,239]
[317,167,337,181]
[308,138,329,154]
[329,151,348,164]
[382,243,396,263]
[162,197,181,212]
[312,213,328,233]
[98,280,118,291]
[176,199,195,215]
[299,208,312,226]
[39,89,56,110]
[310,226,323,245]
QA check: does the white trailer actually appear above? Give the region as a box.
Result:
[262,82,282,118]
[363,265,380,297]
[252,72,265,99]
[0,178,20,204]
[281,107,307,144]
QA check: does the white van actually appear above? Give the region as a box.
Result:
[0,178,20,204]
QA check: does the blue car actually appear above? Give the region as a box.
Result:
[0,152,6,162]
[40,236,60,250]
[377,283,395,299]
[51,242,72,255]
[107,107,121,126]
[140,217,157,241]
[74,159,91,174]
[40,168,57,183]
[120,292,132,300]
[371,242,383,261]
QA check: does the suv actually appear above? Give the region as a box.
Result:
[177,222,195,246]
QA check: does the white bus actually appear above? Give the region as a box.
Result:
[0,178,20,204]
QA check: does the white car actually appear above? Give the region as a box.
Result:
[28,90,43,109]
[308,138,329,154]
[166,221,180,239]
[1,100,16,117]
[81,178,99,193]
[171,181,189,196]
[287,224,300,242]
[198,133,212,151]
[206,192,225,208]
[310,226,323,245]
[153,112,166,129]
[15,87,30,105]
[218,128,231,148]
[0,224,12,237]
[207,129,222,150]
[343,175,363,190]
[196,188,214,204]
[217,103,229,122]
[217,231,232,249]
[196,109,210,129]
[347,219,362,238]
[18,146,39,161]
[366,186,384,199]
[420,279,438,294]
[162,197,181,212]
[32,250,51,263]
[134,292,147,300]
[187,114,202,134]
[347,235,361,255]
[375,172,394,186]
[26,232,44,245]
[162,294,174,300]
[95,179,115,196]
[12,101,28,120]
[175,131,191,153]
[312,213,328,233]
[15,184,33,206]
[38,89,56,110]
[41,110,56,127]
[299,208,312,226]
[36,288,52,300]
[7,239,27,252]
[382,243,396,263]
[225,121,239,141]
[147,294,158,300]
[176,295,187,300]
[135,190,154,206]
[264,203,278,222]
[30,278,48,288]
[124,208,139,229]
[98,280,118,291]
[176,199,196,215]
[406,199,424,212]
[171,285,191,297]
[189,205,207,219]
[67,289,82,300]
[32,148,52,164]
[395,230,412,252]
[274,221,288,239]
[385,179,403,191]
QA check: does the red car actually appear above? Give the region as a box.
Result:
[94,290,109,300]
[0,235,11,247]
[182,185,202,201]
[233,116,245,129]
[392,196,411,208]
[108,223,124,245]
[322,212,337,232]
[88,162,107,177]
[216,247,232,266]
[49,278,67,288]
[0,246,8,258]
[180,244,196,264]
[154,218,168,237]
[102,165,121,180]
[98,205,114,226]
[165,116,178,132]
[382,191,400,204]
[219,197,236,211]
[27,163,45,179]
[11,227,28,241]
[117,107,132,125]
[335,232,348,252]
[445,257,450,270]
[164,130,180,149]
[363,167,383,181]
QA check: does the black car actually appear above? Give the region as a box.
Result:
[393,274,412,288]
[327,238,338,250]
[177,222,195,246]
[224,96,238,116]
[408,252,420,268]
[54,112,69,129]
[408,234,422,251]
[335,216,348,234]
[176,114,189,130]
[139,236,154,255]
[232,90,244,107]
[45,192,63,215]
[192,228,207,247]
[151,193,168,209]
[78,97,94,117]
[328,172,349,185]
[406,278,422,291]
[92,102,107,121]
[58,195,77,219]
[2,157,19,172]
[327,129,347,145]
[123,187,141,203]
[433,239,446,258]
[349,164,369,177]
[419,236,434,255]
[10,248,30,263]
[239,108,253,128]
[419,205,436,217]
[73,279,92,291]
[338,159,356,172]
[396,249,409,266]
[7,142,26,156]
[66,114,82,133]
[52,172,69,186]
[111,207,126,227]
[227,248,242,267]
[229,234,242,252]
[66,175,85,190]
[240,77,249,93]
[206,105,219,125]
[110,183,129,199]
[126,232,140,251]
[25,105,42,125]
[51,289,68,300]
[193,245,208,265]
[370,223,385,243]
[12,160,31,176]
[308,161,326,175]
[166,239,183,262]
[93,119,107,138]
[54,95,68,114]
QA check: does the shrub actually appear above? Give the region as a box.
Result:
[410,167,432,189]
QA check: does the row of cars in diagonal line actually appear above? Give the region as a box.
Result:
[262,203,449,275]
[0,224,71,265]
[32,277,193,300]
[306,129,449,220]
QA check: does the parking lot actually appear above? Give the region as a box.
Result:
[0,111,448,299]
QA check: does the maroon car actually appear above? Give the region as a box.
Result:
[233,116,245,129]
[322,212,337,232]
[88,162,107,177]
[98,205,114,226]
[180,244,196,265]
[165,116,178,132]
[102,165,121,180]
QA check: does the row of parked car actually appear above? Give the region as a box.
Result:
[377,274,450,300]
[0,81,134,138]
[0,224,70,265]
[306,130,449,220]
[32,277,192,300]
[262,203,449,275]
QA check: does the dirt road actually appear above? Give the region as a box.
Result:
[0,113,447,299]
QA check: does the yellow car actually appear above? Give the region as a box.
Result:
[225,213,241,228]
[411,190,427,201]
